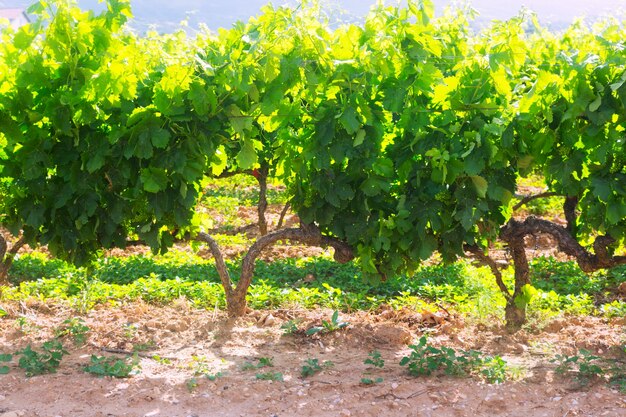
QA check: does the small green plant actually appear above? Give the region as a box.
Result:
[242,357,274,371]
[186,377,199,392]
[206,371,223,381]
[0,306,7,317]
[399,336,508,382]
[17,340,68,377]
[480,356,508,384]
[122,323,138,339]
[55,318,90,346]
[189,355,211,376]
[84,355,138,378]
[0,353,12,374]
[255,371,284,381]
[400,336,467,377]
[361,350,385,385]
[552,349,605,385]
[152,355,171,365]
[360,377,384,385]
[280,320,299,335]
[14,317,38,334]
[306,311,349,335]
[187,355,223,381]
[609,372,626,392]
[258,357,274,367]
[364,351,385,368]
[301,358,333,378]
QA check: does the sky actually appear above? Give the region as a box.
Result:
[1,0,626,33]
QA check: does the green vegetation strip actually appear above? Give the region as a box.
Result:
[3,252,625,320]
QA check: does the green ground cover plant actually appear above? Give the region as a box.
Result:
[16,340,68,377]
[2,251,624,324]
[400,336,509,383]
[84,355,138,378]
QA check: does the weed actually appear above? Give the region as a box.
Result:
[0,353,11,374]
[361,350,385,385]
[17,340,68,377]
[189,355,211,376]
[84,355,138,378]
[186,378,199,392]
[206,371,223,381]
[364,351,385,368]
[242,357,273,371]
[241,361,257,371]
[360,377,384,385]
[400,336,468,377]
[306,310,349,335]
[255,371,284,381]
[55,318,90,346]
[258,357,274,367]
[301,358,333,378]
[122,323,138,339]
[609,372,626,392]
[152,355,171,365]
[552,349,605,385]
[280,320,299,335]
[400,336,508,383]
[14,317,37,334]
[480,356,508,384]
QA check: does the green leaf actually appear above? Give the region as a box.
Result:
[151,128,171,149]
[340,106,360,135]
[353,129,366,147]
[306,327,323,336]
[0,366,9,374]
[361,177,389,197]
[188,82,209,115]
[13,26,36,50]
[514,284,537,309]
[140,168,168,193]
[409,0,434,25]
[228,105,253,135]
[236,139,258,170]
[470,176,488,198]
[588,95,602,112]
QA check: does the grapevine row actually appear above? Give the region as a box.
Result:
[0,0,624,327]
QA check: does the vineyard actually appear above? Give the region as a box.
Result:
[0,0,625,416]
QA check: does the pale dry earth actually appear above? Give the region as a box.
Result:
[0,302,624,417]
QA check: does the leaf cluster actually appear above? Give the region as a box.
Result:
[16,340,68,377]
[400,336,508,383]
[83,354,137,378]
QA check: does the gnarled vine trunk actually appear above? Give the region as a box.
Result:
[196,224,354,317]
[497,210,626,330]
[0,234,26,286]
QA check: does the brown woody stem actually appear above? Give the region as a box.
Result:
[257,164,269,236]
[512,192,560,211]
[0,235,26,285]
[465,245,512,301]
[501,217,626,273]
[276,202,291,230]
[194,225,353,317]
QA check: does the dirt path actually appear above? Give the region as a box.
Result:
[0,302,625,417]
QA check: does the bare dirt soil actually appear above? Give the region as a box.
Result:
[0,302,625,417]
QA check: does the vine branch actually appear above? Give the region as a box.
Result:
[512,192,560,211]
[465,245,512,300]
[500,217,626,273]
[195,232,234,296]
